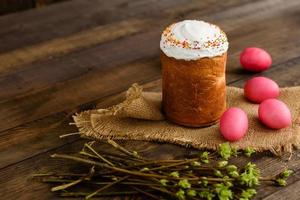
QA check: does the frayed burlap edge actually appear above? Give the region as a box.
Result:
[96,83,164,120]
[73,85,300,156]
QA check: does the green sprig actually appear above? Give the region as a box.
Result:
[218,143,233,160]
[244,147,256,157]
[176,189,185,200]
[240,189,257,200]
[239,163,260,187]
[214,183,233,200]
[178,179,191,189]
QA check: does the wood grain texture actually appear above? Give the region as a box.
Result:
[0,0,34,15]
[0,19,150,73]
[0,0,298,133]
[0,0,300,199]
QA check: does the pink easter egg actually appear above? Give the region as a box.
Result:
[240,47,272,72]
[258,99,292,129]
[220,107,248,141]
[244,77,279,103]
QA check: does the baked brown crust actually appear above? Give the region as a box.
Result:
[161,51,227,127]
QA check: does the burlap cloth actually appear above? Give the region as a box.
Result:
[73,84,300,155]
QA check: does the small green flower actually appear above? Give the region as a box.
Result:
[214,170,223,177]
[224,181,233,187]
[239,163,260,187]
[281,169,293,179]
[219,143,233,160]
[276,179,287,186]
[226,165,238,172]
[178,179,191,189]
[201,177,208,187]
[218,160,229,168]
[192,161,201,167]
[170,171,180,178]
[202,159,210,164]
[214,183,233,200]
[240,189,257,200]
[140,167,149,172]
[159,179,168,186]
[231,146,238,157]
[176,189,185,200]
[244,147,256,157]
[200,151,209,160]
[132,151,138,156]
[222,176,233,187]
[226,165,239,178]
[187,189,197,197]
[200,151,210,164]
[228,171,239,178]
[199,190,215,200]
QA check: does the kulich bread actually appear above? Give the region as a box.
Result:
[161,51,227,127]
[160,20,228,127]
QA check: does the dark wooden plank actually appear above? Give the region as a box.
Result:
[0,0,269,131]
[35,0,68,8]
[0,0,34,16]
[0,0,299,165]
[263,177,300,199]
[0,0,128,53]
[0,58,161,134]
[0,0,300,199]
[0,18,151,74]
[0,79,161,169]
[1,55,300,199]
[0,0,213,53]
[0,0,299,135]
[0,0,256,73]
[2,45,300,169]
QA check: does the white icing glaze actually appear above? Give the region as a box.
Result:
[160,20,228,60]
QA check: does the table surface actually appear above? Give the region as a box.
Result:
[0,0,300,199]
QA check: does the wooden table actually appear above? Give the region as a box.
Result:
[0,0,300,199]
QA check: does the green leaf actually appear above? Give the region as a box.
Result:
[200,151,210,163]
[225,181,233,187]
[226,165,238,172]
[231,146,238,157]
[199,190,215,200]
[218,143,233,160]
[200,177,208,187]
[214,183,233,200]
[276,179,287,186]
[170,171,180,178]
[159,179,168,186]
[192,161,201,167]
[214,170,223,177]
[178,179,191,189]
[218,160,229,168]
[187,189,197,197]
[244,147,256,157]
[140,167,149,172]
[239,163,260,187]
[225,165,239,178]
[200,151,209,159]
[240,189,257,200]
[176,189,185,200]
[281,169,293,179]
[228,171,239,178]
